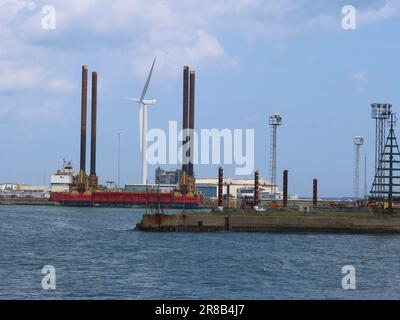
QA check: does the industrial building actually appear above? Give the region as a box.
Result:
[195,177,282,200]
[0,183,50,199]
[125,176,282,201]
[155,167,181,185]
[125,183,178,193]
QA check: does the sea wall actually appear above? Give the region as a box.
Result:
[137,214,400,234]
[0,199,54,206]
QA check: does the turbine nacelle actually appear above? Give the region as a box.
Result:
[143,99,157,106]
[126,98,157,106]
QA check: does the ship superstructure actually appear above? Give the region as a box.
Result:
[50,160,77,193]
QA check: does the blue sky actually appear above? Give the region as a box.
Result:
[0,0,399,197]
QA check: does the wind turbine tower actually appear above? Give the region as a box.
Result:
[269,114,282,200]
[127,57,157,185]
[353,136,364,200]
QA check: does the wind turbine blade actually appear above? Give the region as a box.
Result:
[140,57,156,103]
[126,98,140,103]
[139,104,144,152]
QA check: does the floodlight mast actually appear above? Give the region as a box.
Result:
[370,103,392,200]
[269,114,282,201]
[353,136,364,201]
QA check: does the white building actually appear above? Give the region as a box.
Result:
[0,183,18,192]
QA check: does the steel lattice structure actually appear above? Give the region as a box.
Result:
[370,111,400,212]
[370,104,392,200]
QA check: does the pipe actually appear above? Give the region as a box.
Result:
[283,170,288,208]
[90,72,98,177]
[227,183,231,209]
[254,171,260,207]
[182,66,190,174]
[313,178,318,207]
[218,167,223,208]
[80,65,88,174]
[188,71,196,177]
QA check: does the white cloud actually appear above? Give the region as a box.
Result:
[0,61,43,91]
[4,1,399,80]
[185,30,225,62]
[358,0,400,25]
[47,78,75,93]
[0,0,36,22]
[130,29,229,81]
[351,71,368,94]
[0,103,13,117]
[20,100,66,120]
[352,71,368,83]
[0,60,75,93]
[0,97,67,120]
[0,0,399,122]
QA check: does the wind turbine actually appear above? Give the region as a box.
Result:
[127,57,157,185]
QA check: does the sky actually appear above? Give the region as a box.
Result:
[0,0,399,197]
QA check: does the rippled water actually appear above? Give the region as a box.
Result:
[1,205,400,300]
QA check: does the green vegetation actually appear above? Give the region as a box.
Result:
[184,208,400,219]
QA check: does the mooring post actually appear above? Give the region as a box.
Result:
[254,170,260,208]
[225,216,230,232]
[218,167,224,210]
[313,178,318,207]
[283,170,288,208]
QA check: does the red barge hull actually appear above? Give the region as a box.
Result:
[50,191,203,209]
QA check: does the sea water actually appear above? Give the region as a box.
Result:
[1,205,400,300]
